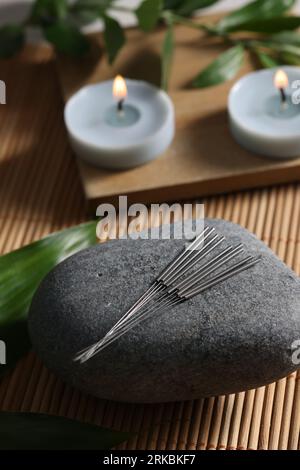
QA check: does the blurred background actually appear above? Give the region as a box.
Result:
[2,0,300,34]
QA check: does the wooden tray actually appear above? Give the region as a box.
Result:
[56,14,300,210]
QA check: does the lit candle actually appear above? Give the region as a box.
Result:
[105,75,141,128]
[228,66,300,159]
[64,77,174,170]
[274,69,288,110]
[113,75,127,114]
[114,74,126,113]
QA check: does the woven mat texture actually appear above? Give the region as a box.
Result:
[0,48,299,450]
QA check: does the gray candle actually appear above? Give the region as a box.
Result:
[64,77,175,170]
[228,67,300,159]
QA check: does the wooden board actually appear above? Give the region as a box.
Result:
[57,15,300,210]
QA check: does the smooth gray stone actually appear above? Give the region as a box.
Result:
[28,218,300,403]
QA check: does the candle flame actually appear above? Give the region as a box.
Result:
[274,69,289,89]
[113,75,127,100]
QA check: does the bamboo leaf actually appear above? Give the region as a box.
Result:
[280,51,300,64]
[270,30,300,46]
[0,221,98,377]
[0,412,130,450]
[254,50,281,68]
[136,0,162,32]
[163,0,220,14]
[44,21,89,57]
[218,0,295,32]
[257,40,300,56]
[161,22,174,91]
[178,1,221,16]
[163,0,183,9]
[0,25,24,58]
[228,16,300,33]
[193,44,244,88]
[104,16,125,63]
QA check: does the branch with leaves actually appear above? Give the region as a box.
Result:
[1,0,300,89]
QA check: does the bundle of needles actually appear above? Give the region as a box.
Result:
[75,226,261,363]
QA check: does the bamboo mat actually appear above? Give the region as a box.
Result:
[0,47,300,450]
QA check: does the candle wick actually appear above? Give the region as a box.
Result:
[279,87,286,104]
[117,99,124,113]
[279,87,288,112]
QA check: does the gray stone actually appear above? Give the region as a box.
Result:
[28,218,300,403]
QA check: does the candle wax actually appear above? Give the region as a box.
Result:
[228,67,300,159]
[64,79,175,170]
[265,95,300,119]
[105,104,141,127]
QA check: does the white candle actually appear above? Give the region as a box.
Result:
[64,77,175,170]
[228,66,300,159]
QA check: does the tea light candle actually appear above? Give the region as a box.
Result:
[228,66,300,159]
[64,76,175,170]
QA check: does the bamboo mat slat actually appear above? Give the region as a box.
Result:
[0,46,299,450]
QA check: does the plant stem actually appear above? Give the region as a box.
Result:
[163,12,210,32]
[163,11,238,46]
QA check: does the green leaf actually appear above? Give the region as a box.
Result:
[163,0,220,14]
[161,22,174,91]
[163,0,183,9]
[228,16,300,33]
[271,30,300,46]
[254,50,281,68]
[0,221,98,377]
[270,38,300,64]
[255,39,300,63]
[0,25,24,59]
[193,44,244,88]
[104,16,125,64]
[44,21,89,57]
[136,0,162,32]
[31,0,68,25]
[218,0,295,32]
[280,51,300,64]
[178,1,221,16]
[262,41,300,56]
[0,412,130,450]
